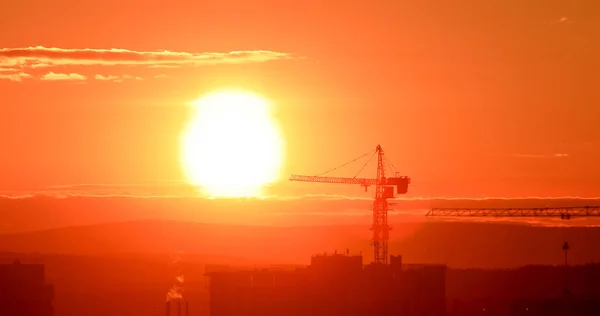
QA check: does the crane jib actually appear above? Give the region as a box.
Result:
[289,175,410,194]
[426,206,600,218]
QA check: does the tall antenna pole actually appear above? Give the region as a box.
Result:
[372,145,389,264]
[562,241,570,268]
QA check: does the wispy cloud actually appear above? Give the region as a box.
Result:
[558,16,576,24]
[94,74,119,81]
[1,192,600,231]
[0,46,298,70]
[511,153,569,159]
[0,67,20,72]
[41,72,87,81]
[149,65,181,69]
[0,72,32,82]
[3,183,600,207]
[95,74,143,82]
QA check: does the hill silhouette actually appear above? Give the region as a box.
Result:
[2,195,600,234]
[1,220,599,268]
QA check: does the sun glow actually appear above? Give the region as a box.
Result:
[181,90,284,197]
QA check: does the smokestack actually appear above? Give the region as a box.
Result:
[166,301,171,316]
[186,301,189,316]
[177,300,182,316]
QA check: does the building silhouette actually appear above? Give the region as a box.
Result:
[204,253,446,316]
[447,263,600,315]
[0,260,55,316]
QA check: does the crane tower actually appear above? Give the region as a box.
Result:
[289,145,410,264]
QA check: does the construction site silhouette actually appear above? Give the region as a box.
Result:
[205,253,445,316]
[4,245,600,315]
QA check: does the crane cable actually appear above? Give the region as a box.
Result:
[353,150,378,179]
[316,148,377,176]
[384,155,398,175]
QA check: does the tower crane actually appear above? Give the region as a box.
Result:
[427,206,600,294]
[289,145,410,265]
[426,206,600,269]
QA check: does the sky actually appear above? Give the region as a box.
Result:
[1,0,599,198]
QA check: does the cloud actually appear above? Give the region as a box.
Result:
[3,182,600,201]
[149,65,181,69]
[153,74,169,79]
[0,46,298,70]
[2,185,600,229]
[0,67,19,72]
[41,72,87,81]
[95,74,143,82]
[119,74,143,82]
[511,153,569,159]
[1,193,600,232]
[94,74,119,81]
[558,16,575,24]
[0,72,32,82]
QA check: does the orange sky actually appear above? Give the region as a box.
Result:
[1,0,599,197]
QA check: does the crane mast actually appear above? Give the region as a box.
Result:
[290,145,410,265]
[373,145,388,264]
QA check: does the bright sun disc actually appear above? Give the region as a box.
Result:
[181,90,284,197]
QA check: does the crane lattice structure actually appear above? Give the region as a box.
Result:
[426,206,600,219]
[289,145,410,265]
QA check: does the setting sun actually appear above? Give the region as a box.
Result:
[181,90,284,197]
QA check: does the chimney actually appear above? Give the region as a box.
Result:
[166,301,171,316]
[186,301,189,316]
[177,300,182,316]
